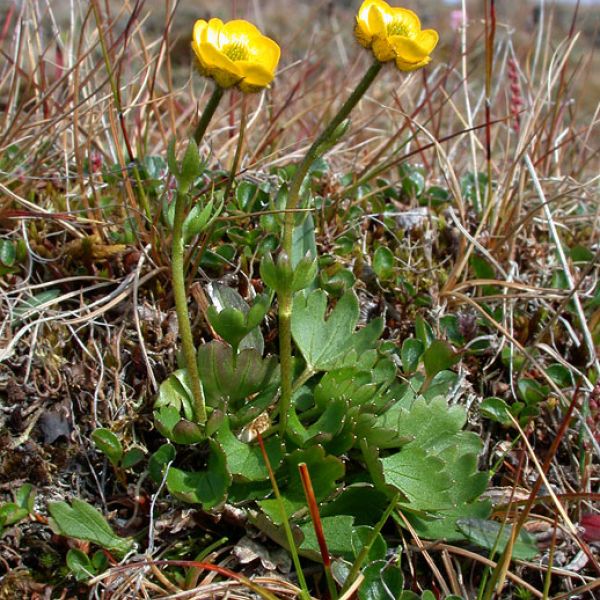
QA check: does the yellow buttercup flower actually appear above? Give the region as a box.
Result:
[355,0,438,71]
[192,18,280,93]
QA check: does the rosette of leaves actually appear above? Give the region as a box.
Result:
[249,288,492,548]
[152,340,281,508]
[154,342,279,444]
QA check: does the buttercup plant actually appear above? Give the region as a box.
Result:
[274,0,438,435]
[169,18,280,430]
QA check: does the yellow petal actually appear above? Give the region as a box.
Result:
[395,55,431,72]
[197,42,242,87]
[193,20,208,47]
[389,36,433,63]
[222,19,262,40]
[357,0,390,26]
[247,35,280,72]
[416,29,439,54]
[205,18,224,47]
[237,62,275,93]
[372,35,396,62]
[367,4,387,38]
[387,7,420,35]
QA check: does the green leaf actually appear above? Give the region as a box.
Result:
[470,255,495,279]
[48,499,134,556]
[351,525,387,562]
[406,499,492,542]
[121,447,145,470]
[314,368,378,410]
[66,549,95,581]
[14,484,35,512]
[236,180,262,212]
[291,213,317,269]
[415,316,434,349]
[400,164,425,198]
[180,138,202,188]
[480,397,512,425]
[401,338,424,374]
[259,446,344,524]
[461,172,487,207]
[0,503,29,527]
[299,515,355,560]
[166,440,231,508]
[456,518,539,560]
[206,285,267,354]
[569,245,593,263]
[423,341,460,379]
[545,364,573,388]
[373,246,395,281]
[92,429,123,467]
[155,369,195,421]
[287,397,347,448]
[359,560,404,600]
[380,396,489,532]
[381,444,451,511]
[320,485,390,525]
[149,444,176,483]
[92,549,108,572]
[183,197,222,243]
[197,342,279,411]
[154,405,204,445]
[0,240,16,267]
[517,378,547,404]
[292,290,381,372]
[12,289,61,324]
[292,254,318,292]
[260,252,293,294]
[216,420,284,481]
[421,186,450,207]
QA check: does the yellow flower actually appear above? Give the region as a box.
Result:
[355,0,438,71]
[192,18,280,93]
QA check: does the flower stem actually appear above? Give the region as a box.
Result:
[194,85,224,145]
[281,61,382,255]
[277,61,383,436]
[172,183,207,425]
[170,84,224,427]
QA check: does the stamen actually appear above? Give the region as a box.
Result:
[387,20,411,37]
[222,41,249,62]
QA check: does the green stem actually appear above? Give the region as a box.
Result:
[277,61,383,436]
[172,184,207,425]
[281,61,383,255]
[257,435,311,600]
[170,84,225,426]
[277,290,294,436]
[194,85,224,145]
[340,492,400,595]
[278,62,383,437]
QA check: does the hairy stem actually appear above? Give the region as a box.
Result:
[170,84,225,426]
[194,85,224,145]
[277,61,383,436]
[172,183,207,425]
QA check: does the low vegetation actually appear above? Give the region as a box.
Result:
[0,0,599,598]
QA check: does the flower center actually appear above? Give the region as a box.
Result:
[222,41,249,62]
[387,20,411,37]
